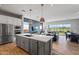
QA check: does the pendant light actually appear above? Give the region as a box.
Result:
[40,4,45,32]
[29,9,32,25]
[40,4,45,23]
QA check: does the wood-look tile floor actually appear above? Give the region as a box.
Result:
[0,43,29,55]
[53,36,79,55]
[0,36,79,55]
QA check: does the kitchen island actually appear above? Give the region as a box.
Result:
[16,33,53,55]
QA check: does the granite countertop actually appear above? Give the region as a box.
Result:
[16,33,53,42]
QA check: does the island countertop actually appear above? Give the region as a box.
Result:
[16,33,53,42]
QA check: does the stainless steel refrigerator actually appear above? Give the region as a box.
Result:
[0,24,14,44]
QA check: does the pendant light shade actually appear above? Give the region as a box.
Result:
[40,17,45,23]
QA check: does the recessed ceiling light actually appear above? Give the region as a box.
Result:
[77,11,79,14]
[50,4,54,7]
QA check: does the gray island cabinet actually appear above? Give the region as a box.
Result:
[16,34,52,55]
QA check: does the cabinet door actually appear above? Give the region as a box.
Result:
[8,24,14,35]
[0,24,2,43]
[44,41,50,55]
[24,38,29,51]
[8,35,13,42]
[16,36,19,47]
[0,24,2,36]
[20,37,25,49]
[38,41,51,55]
[8,24,14,42]
[2,24,8,35]
[38,42,45,55]
[2,24,9,43]
[29,39,38,55]
[16,36,21,47]
[16,36,18,45]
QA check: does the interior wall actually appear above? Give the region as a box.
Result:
[23,18,40,33]
[47,19,79,34]
[0,15,21,26]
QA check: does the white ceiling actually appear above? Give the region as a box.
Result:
[0,4,79,22]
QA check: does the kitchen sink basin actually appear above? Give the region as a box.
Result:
[24,35,32,37]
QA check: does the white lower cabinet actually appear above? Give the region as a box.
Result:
[16,36,21,47]
[16,35,51,55]
[20,37,25,49]
[29,39,37,55]
[16,36,29,51]
[38,42,45,55]
[24,38,29,51]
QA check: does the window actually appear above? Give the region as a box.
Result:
[40,25,42,30]
[48,24,71,35]
[23,22,29,32]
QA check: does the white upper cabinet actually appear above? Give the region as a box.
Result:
[13,18,22,26]
[0,15,8,24]
[7,16,14,25]
[0,15,22,26]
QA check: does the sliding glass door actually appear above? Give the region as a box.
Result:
[48,24,71,35]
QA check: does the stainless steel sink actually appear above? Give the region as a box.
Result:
[24,35,32,37]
